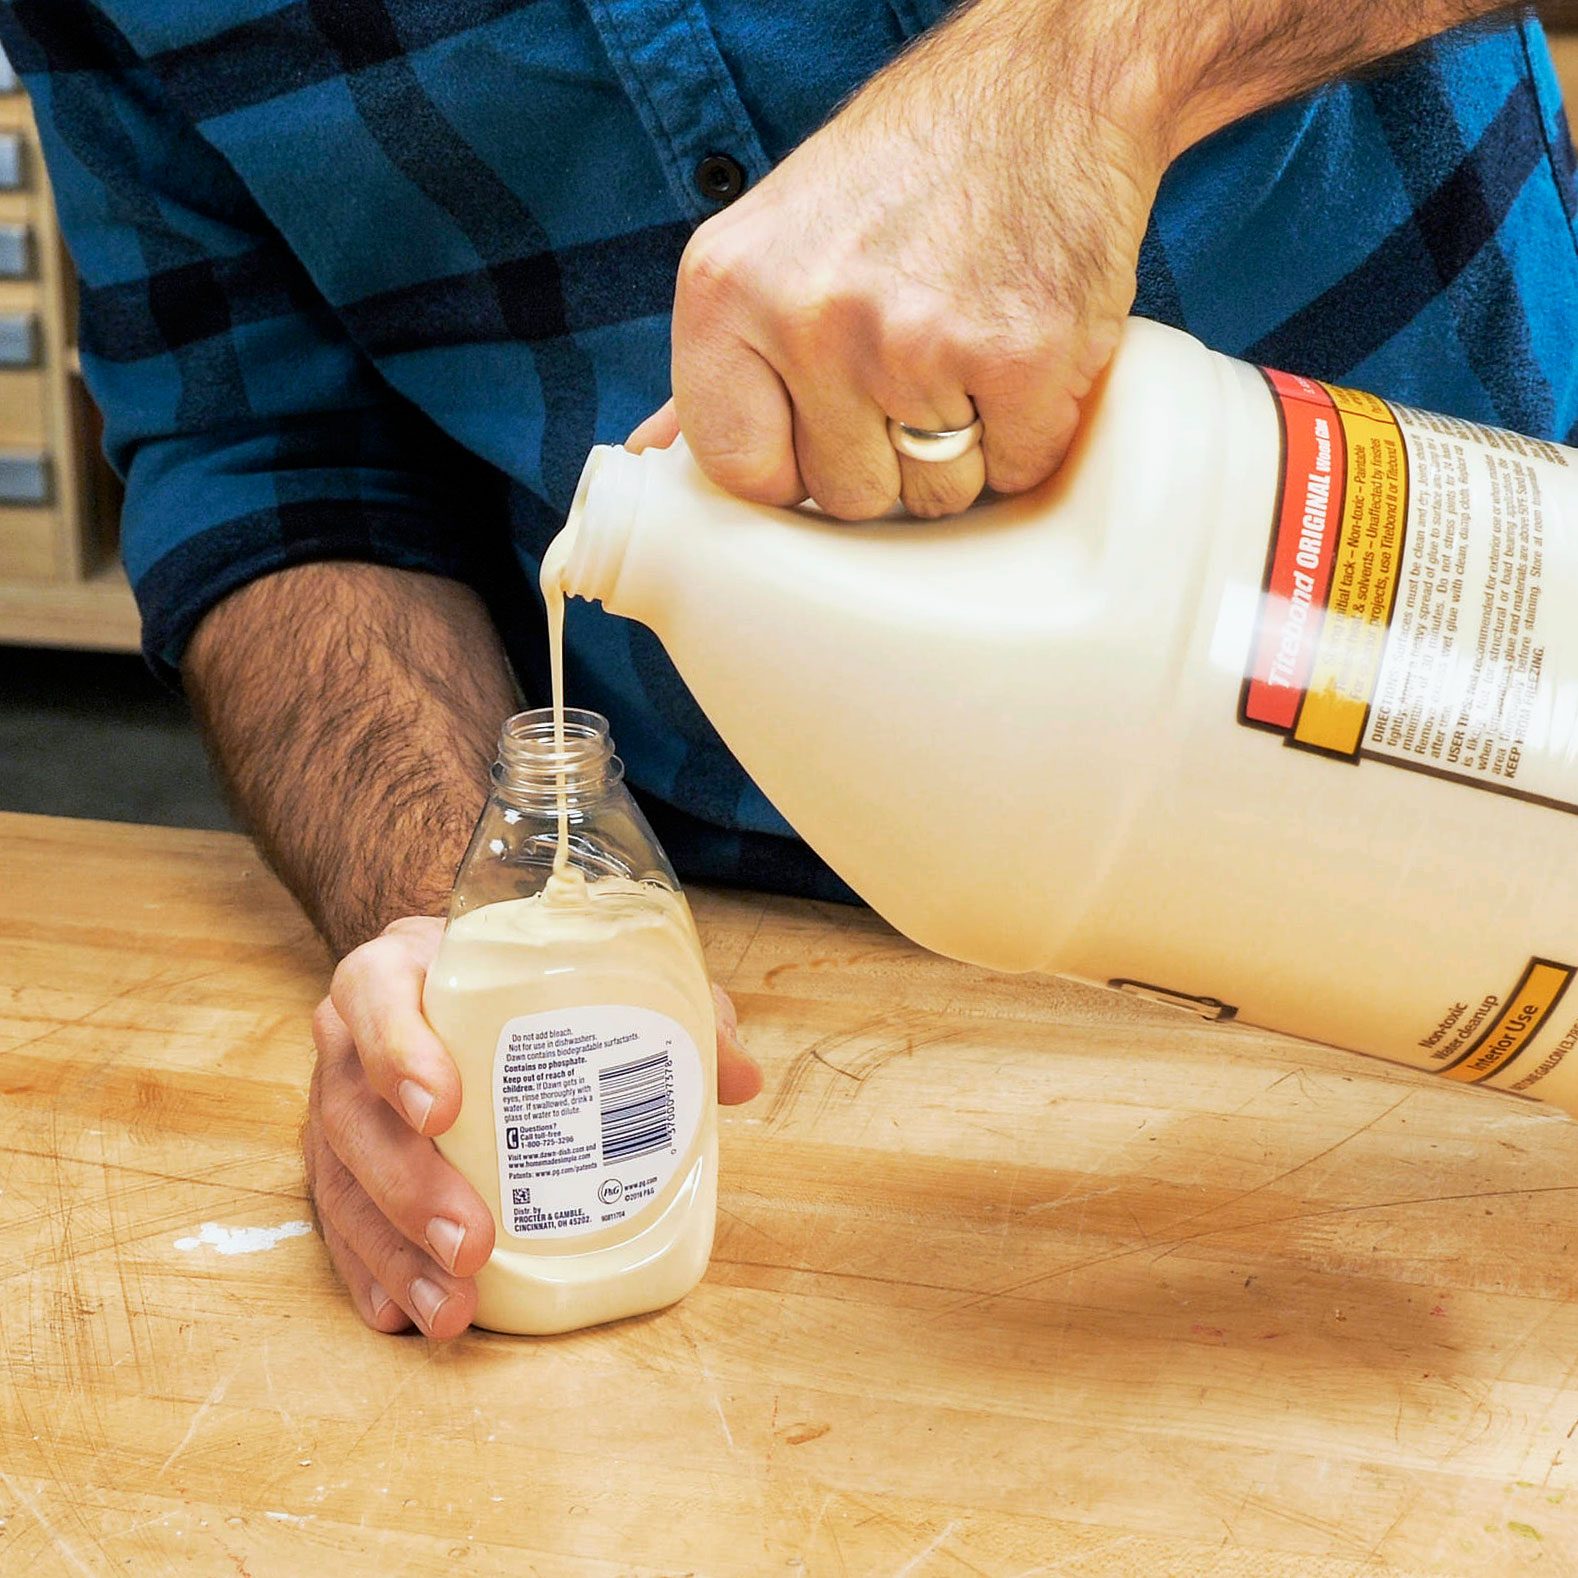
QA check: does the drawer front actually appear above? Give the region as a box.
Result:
[0,507,61,579]
[0,369,49,445]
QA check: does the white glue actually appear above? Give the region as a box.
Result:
[424,873,716,1334]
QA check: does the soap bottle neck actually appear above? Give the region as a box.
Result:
[491,708,623,813]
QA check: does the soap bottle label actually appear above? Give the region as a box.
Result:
[491,1005,704,1240]
[1241,366,1574,813]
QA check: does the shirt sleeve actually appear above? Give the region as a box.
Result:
[0,4,511,684]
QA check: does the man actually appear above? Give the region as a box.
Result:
[7,0,1575,1338]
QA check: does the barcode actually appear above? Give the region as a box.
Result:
[598,1052,674,1162]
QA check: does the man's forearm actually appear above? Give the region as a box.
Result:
[923,0,1521,166]
[1148,0,1523,156]
[184,562,518,956]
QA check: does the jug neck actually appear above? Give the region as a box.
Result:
[553,443,649,606]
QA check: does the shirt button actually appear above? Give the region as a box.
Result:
[694,153,747,204]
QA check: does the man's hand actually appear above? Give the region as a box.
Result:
[305,916,763,1338]
[188,565,763,1336]
[635,0,1516,521]
[631,1,1167,521]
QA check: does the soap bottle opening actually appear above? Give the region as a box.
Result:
[494,706,621,810]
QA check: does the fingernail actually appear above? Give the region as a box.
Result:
[425,1216,466,1273]
[368,1280,392,1319]
[410,1276,449,1330]
[399,1079,435,1133]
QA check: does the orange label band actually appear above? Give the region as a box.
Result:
[1242,367,1576,815]
[1242,370,1408,757]
[1436,958,1575,1085]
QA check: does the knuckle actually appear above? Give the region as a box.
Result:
[330,939,387,1014]
[986,457,1050,496]
[813,479,898,522]
[901,460,982,519]
[315,1055,382,1161]
[987,444,1064,495]
[676,225,752,317]
[698,438,782,498]
[969,307,1064,378]
[984,396,1079,497]
[776,268,870,354]
[800,442,899,520]
[311,996,343,1052]
[334,1111,412,1221]
[880,308,952,382]
[799,436,898,523]
[686,421,796,503]
[903,482,972,519]
[308,1147,360,1227]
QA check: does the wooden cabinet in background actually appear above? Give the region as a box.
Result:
[1546,15,1578,112]
[0,50,137,654]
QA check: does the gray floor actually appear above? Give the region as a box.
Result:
[0,644,236,830]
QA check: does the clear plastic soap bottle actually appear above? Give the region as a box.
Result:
[421,708,717,1335]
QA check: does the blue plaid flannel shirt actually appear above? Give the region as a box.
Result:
[5,1,1578,896]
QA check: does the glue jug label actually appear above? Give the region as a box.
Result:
[1241,367,1575,813]
[491,1005,704,1240]
[1421,956,1576,1091]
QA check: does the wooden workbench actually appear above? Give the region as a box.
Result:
[4,811,1578,1575]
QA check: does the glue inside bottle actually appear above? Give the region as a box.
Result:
[422,709,718,1335]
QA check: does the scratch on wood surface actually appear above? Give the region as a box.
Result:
[672,1310,739,1458]
[156,1373,231,1479]
[1186,1091,1415,1223]
[1358,1495,1416,1568]
[0,967,173,1062]
[1025,1182,1121,1216]
[765,1012,957,1131]
[725,899,771,978]
[259,1335,298,1441]
[709,1392,737,1454]
[0,1472,98,1578]
[939,1180,1578,1318]
[341,1346,438,1460]
[890,1519,960,1578]
[802,1490,833,1554]
[1008,1532,1132,1575]
[1233,1490,1374,1557]
[715,1202,793,1255]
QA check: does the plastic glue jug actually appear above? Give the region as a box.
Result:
[422,708,717,1334]
[541,315,1578,1116]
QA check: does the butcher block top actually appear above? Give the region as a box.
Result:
[3,810,1578,1575]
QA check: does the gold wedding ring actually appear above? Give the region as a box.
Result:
[886,413,984,464]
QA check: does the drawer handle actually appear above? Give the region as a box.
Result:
[0,449,50,505]
[0,224,33,278]
[0,134,25,191]
[0,313,40,367]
